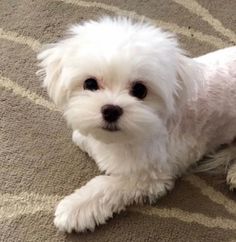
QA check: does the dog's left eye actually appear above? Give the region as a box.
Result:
[130,82,147,99]
[83,78,99,91]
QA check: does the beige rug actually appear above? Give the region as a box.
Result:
[0,0,236,241]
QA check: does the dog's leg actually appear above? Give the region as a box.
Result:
[54,174,174,233]
[72,130,93,156]
[196,143,236,191]
[227,161,236,190]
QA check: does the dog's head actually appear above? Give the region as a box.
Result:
[38,17,199,144]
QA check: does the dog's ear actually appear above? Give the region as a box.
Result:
[175,53,202,105]
[37,44,67,107]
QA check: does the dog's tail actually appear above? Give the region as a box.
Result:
[193,144,236,174]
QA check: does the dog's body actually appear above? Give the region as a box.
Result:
[38,17,236,233]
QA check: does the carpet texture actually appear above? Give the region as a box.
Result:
[0,0,236,241]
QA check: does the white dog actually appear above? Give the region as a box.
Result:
[38,17,236,233]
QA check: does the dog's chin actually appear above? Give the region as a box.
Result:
[79,125,134,144]
[91,128,131,144]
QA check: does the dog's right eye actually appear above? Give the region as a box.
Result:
[130,81,147,100]
[83,78,99,91]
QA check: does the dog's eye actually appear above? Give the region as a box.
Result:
[83,78,99,91]
[130,82,147,99]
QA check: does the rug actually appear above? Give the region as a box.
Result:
[0,0,236,241]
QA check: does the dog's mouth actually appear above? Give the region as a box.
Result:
[102,123,120,132]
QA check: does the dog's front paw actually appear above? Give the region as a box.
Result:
[72,130,87,152]
[54,188,112,233]
[54,194,95,232]
[54,194,81,233]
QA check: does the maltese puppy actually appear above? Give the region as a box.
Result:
[38,17,236,233]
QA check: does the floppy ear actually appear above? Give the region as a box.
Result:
[175,52,203,105]
[37,44,68,107]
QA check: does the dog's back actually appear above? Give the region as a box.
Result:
[193,47,236,177]
[195,46,236,67]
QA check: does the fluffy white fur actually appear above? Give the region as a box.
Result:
[37,17,236,233]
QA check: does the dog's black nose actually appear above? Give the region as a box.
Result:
[101,104,123,123]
